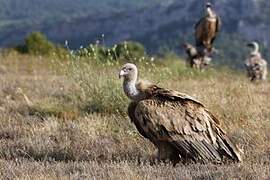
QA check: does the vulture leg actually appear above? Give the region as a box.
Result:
[155,142,181,165]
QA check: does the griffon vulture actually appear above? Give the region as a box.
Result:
[195,2,221,54]
[245,42,267,81]
[183,43,212,70]
[119,63,242,164]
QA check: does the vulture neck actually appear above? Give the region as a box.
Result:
[251,44,260,56]
[123,77,145,101]
[206,7,215,18]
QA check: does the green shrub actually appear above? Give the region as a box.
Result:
[16,32,68,57]
[25,32,54,55]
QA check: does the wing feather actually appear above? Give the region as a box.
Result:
[210,15,221,45]
[194,17,205,47]
[128,102,149,139]
[216,15,222,33]
[152,87,204,107]
[195,17,204,31]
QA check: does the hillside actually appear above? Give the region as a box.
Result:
[0,0,161,23]
[0,52,269,178]
[0,0,270,67]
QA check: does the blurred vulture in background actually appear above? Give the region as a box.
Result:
[119,63,242,164]
[183,43,199,68]
[195,2,221,55]
[183,43,212,70]
[182,2,220,70]
[245,42,268,81]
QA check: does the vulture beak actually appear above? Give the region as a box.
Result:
[119,70,125,79]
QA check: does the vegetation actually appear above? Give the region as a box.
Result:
[114,41,146,61]
[16,32,54,55]
[15,32,67,57]
[0,49,269,179]
[76,41,147,63]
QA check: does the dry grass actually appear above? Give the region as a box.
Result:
[0,52,269,179]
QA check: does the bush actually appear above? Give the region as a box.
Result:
[16,32,68,57]
[20,32,54,55]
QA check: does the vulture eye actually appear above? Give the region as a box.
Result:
[128,68,132,71]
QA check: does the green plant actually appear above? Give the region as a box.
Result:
[24,32,54,55]
[114,41,146,61]
[15,32,68,57]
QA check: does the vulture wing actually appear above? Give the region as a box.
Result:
[216,15,222,33]
[210,15,221,44]
[129,86,241,163]
[194,17,205,47]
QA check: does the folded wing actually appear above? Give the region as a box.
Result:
[129,87,241,163]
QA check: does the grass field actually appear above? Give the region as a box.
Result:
[0,51,269,179]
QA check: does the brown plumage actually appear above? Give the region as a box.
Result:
[183,43,200,69]
[183,43,212,70]
[245,42,267,81]
[195,2,221,53]
[183,43,198,60]
[119,63,242,164]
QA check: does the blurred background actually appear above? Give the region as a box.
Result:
[0,0,270,68]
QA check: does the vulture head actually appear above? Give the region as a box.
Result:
[119,63,144,101]
[206,2,212,8]
[247,42,260,54]
[205,2,214,17]
[119,63,138,82]
[247,41,260,56]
